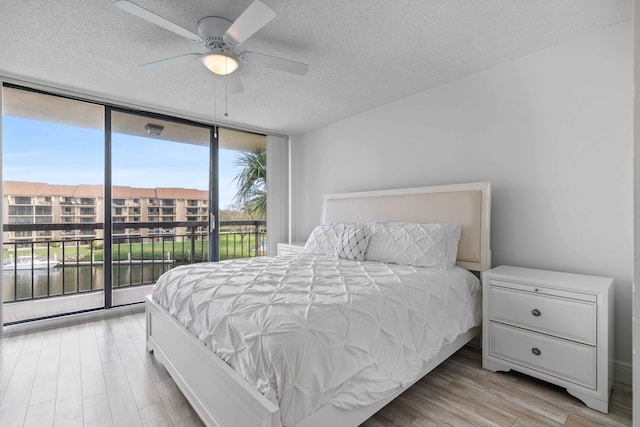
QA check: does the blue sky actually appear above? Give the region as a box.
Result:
[3,116,241,209]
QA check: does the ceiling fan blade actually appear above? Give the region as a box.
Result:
[140,53,201,70]
[240,52,308,75]
[226,72,245,94]
[114,0,204,45]
[223,0,276,46]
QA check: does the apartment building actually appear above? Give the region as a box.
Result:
[3,180,208,245]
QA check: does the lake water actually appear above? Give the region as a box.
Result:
[2,263,174,301]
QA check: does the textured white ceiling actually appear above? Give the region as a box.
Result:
[0,1,631,136]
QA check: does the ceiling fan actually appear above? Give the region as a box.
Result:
[113,0,309,94]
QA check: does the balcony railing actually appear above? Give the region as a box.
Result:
[2,220,266,304]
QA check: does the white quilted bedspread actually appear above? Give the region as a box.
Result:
[151,254,481,427]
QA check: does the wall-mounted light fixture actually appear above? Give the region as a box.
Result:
[145,123,164,137]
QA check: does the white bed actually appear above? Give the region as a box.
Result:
[145,182,491,427]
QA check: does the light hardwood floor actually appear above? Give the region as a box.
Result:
[0,312,632,427]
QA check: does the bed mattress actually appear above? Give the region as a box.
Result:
[151,254,481,426]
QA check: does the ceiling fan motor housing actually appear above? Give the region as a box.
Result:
[198,17,233,48]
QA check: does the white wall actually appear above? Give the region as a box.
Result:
[266,135,289,256]
[632,0,639,417]
[291,22,633,372]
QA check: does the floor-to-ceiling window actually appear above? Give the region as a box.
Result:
[2,86,105,323]
[1,84,269,325]
[218,128,267,260]
[110,110,214,307]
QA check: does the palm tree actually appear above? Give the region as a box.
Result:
[232,148,266,218]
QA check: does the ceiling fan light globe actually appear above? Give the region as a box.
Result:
[202,53,239,75]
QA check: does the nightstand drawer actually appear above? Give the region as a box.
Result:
[489,286,596,345]
[489,322,596,389]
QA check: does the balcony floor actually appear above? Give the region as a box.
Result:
[3,286,154,324]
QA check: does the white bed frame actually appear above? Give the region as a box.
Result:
[145,182,491,427]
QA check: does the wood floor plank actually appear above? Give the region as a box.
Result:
[428,358,570,426]
[360,418,387,427]
[153,377,205,427]
[139,402,174,427]
[570,404,633,427]
[397,391,475,426]
[609,383,633,420]
[20,330,45,355]
[0,334,24,392]
[23,399,55,427]
[83,393,114,427]
[123,315,170,382]
[54,328,83,427]
[107,390,144,427]
[29,334,61,406]
[0,349,40,427]
[122,313,146,338]
[456,371,569,424]
[102,359,144,427]
[79,329,106,399]
[95,323,121,365]
[114,337,160,409]
[105,316,132,342]
[134,343,170,383]
[102,358,130,393]
[371,398,420,425]
[125,315,170,383]
[412,380,516,427]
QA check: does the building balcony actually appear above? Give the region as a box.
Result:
[11,236,34,242]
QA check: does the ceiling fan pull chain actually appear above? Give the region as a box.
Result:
[224,61,229,117]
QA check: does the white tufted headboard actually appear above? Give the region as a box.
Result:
[321,182,491,272]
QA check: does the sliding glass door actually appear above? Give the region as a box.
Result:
[218,128,267,259]
[110,110,216,307]
[1,84,270,325]
[2,86,105,323]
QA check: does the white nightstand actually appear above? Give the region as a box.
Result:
[482,265,613,413]
[276,242,305,256]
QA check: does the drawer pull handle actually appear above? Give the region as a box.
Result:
[531,309,541,317]
[531,347,541,356]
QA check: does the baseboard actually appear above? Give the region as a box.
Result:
[613,359,632,385]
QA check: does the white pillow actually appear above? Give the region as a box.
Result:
[335,226,370,261]
[364,222,461,269]
[301,223,350,256]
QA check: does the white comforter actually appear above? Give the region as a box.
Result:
[151,254,481,426]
